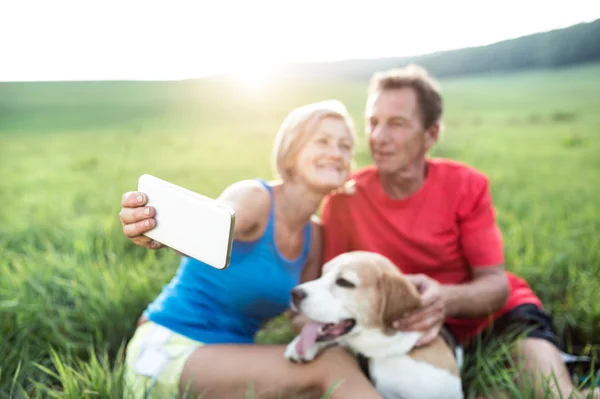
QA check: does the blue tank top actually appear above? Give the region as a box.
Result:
[143,179,311,344]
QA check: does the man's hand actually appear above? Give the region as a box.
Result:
[393,273,446,346]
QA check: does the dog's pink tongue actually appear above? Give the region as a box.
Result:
[296,321,325,357]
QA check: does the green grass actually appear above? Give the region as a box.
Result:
[1,62,599,398]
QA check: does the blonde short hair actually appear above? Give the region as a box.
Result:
[272,99,356,180]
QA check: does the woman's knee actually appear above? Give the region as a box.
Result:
[319,346,359,366]
[311,347,363,389]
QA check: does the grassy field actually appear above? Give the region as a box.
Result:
[1,62,599,398]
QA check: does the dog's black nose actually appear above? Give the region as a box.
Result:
[291,288,307,307]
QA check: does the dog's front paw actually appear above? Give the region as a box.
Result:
[285,336,320,364]
[284,338,303,363]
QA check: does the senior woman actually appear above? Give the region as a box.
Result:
[119,100,382,399]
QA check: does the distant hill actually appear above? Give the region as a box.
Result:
[251,18,600,81]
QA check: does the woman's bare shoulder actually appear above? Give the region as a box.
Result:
[218,179,273,239]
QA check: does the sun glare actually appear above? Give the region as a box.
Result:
[233,62,277,89]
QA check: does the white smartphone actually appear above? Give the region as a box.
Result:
[137,174,235,270]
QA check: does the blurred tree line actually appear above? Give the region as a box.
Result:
[276,18,600,80]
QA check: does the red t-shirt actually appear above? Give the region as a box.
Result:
[320,158,542,342]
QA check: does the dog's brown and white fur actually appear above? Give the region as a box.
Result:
[285,251,463,399]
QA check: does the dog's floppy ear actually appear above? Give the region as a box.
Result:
[379,272,421,331]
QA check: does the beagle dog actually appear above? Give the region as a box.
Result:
[285,251,463,399]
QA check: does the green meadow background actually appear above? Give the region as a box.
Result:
[1,59,600,397]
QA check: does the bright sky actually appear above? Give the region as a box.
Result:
[1,0,599,82]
